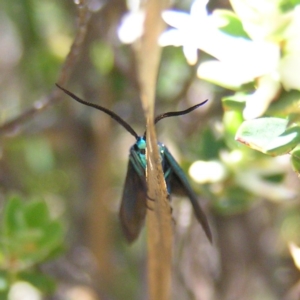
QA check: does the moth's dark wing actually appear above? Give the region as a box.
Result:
[119,157,147,243]
[163,147,212,242]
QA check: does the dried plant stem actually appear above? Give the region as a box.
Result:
[135,0,172,299]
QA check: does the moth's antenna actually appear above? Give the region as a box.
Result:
[154,100,208,124]
[56,84,139,139]
[143,100,208,138]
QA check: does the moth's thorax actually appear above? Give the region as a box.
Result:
[135,137,146,153]
[133,137,165,169]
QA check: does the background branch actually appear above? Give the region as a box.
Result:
[0,0,91,135]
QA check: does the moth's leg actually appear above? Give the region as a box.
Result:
[167,194,176,225]
[170,206,177,226]
[166,193,171,202]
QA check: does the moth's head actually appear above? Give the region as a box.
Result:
[134,136,146,155]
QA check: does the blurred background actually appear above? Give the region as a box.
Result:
[1,0,300,299]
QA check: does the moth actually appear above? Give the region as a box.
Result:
[56,84,212,243]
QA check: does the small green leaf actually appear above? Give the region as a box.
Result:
[38,222,64,254]
[3,196,25,236]
[19,272,56,294]
[24,138,54,174]
[0,291,9,300]
[268,89,300,116]
[20,221,64,264]
[213,9,251,39]
[291,145,300,174]
[223,110,244,149]
[1,196,65,268]
[280,0,300,12]
[236,117,300,155]
[0,272,8,292]
[24,201,49,228]
[222,93,247,112]
[261,173,285,183]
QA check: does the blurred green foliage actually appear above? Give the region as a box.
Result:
[0,195,64,298]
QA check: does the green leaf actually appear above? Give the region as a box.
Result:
[0,273,8,300]
[0,291,9,300]
[261,173,285,183]
[213,9,251,39]
[19,271,56,294]
[0,272,9,292]
[229,0,284,40]
[222,93,247,112]
[291,145,300,174]
[1,196,65,267]
[39,222,64,249]
[223,110,244,149]
[2,195,25,236]
[24,201,49,228]
[28,222,65,263]
[280,0,300,12]
[19,221,64,264]
[24,138,54,174]
[268,89,300,116]
[235,117,300,155]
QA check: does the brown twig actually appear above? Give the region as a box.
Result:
[134,0,172,299]
[0,0,91,135]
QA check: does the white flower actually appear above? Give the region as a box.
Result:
[160,0,280,86]
[160,0,282,118]
[189,160,227,183]
[159,0,213,65]
[243,73,281,120]
[118,10,145,44]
